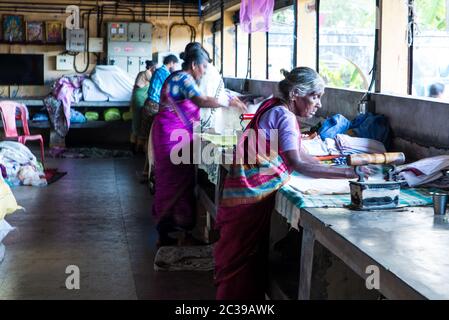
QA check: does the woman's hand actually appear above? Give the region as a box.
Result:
[229,96,247,112]
[351,165,382,180]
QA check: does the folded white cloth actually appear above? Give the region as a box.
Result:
[301,136,330,156]
[335,134,386,155]
[396,155,449,187]
[325,138,341,155]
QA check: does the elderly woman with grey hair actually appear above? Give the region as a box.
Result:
[214,67,359,300]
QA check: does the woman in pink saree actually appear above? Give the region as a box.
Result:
[214,67,362,299]
[152,47,245,246]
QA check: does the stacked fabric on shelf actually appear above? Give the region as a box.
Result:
[396,155,449,187]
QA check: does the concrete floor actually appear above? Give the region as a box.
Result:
[0,156,215,300]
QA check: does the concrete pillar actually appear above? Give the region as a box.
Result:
[297,0,317,68]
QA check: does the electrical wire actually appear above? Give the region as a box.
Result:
[406,0,419,47]
[12,85,20,98]
[167,0,171,50]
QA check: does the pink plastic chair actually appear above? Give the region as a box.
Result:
[0,100,45,166]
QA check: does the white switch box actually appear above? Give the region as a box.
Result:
[88,37,104,52]
[56,55,74,70]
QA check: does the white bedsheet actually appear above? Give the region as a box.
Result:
[82,78,109,102]
[90,66,133,102]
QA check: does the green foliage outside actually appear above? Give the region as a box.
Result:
[272,6,294,25]
[319,61,367,90]
[320,0,375,29]
[318,0,448,89]
[320,0,446,30]
[415,0,447,31]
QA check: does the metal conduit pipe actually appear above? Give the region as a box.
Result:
[0,7,197,17]
[0,1,198,11]
[101,4,136,21]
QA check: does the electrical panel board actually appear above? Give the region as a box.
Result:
[107,22,153,79]
[107,22,128,41]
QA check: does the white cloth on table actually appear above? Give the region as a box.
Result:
[396,155,449,187]
[335,134,386,155]
[288,173,354,195]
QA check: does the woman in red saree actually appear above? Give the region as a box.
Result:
[214,67,361,300]
[152,47,245,246]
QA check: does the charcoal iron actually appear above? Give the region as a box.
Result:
[349,164,401,210]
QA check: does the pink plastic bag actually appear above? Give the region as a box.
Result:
[239,0,275,33]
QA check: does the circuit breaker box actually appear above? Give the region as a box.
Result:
[139,23,152,42]
[66,29,86,52]
[128,23,140,42]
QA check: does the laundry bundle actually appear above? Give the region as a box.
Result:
[301,134,386,156]
[0,176,22,220]
[396,155,449,187]
[334,134,386,155]
[104,108,121,121]
[84,111,99,121]
[0,141,47,187]
[318,113,392,148]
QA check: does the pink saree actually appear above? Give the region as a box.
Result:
[151,72,200,232]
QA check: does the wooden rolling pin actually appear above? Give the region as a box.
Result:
[347,152,405,166]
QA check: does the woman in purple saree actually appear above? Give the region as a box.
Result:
[152,47,245,246]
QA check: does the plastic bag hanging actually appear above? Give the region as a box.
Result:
[239,0,275,33]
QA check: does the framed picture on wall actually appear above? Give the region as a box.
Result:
[26,21,45,43]
[2,15,25,42]
[45,21,63,43]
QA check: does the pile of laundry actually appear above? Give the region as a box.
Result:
[395,155,449,188]
[41,66,133,137]
[0,141,47,187]
[302,134,387,157]
[301,113,391,160]
[1,175,21,263]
